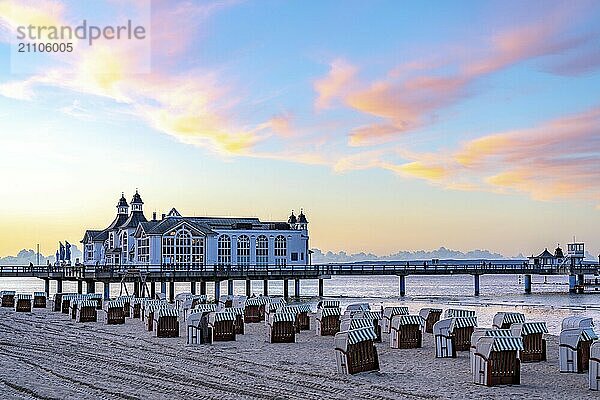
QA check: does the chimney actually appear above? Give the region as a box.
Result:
[152,212,157,221]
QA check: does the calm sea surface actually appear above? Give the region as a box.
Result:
[2,274,599,335]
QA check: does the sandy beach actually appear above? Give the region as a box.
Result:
[0,304,596,400]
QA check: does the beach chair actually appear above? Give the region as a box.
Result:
[244,296,269,323]
[1,291,15,308]
[470,328,513,374]
[76,300,98,323]
[33,292,47,308]
[14,294,31,312]
[382,306,409,334]
[510,322,548,362]
[209,311,236,341]
[434,317,478,358]
[317,299,340,309]
[445,309,475,318]
[61,294,76,314]
[53,293,63,312]
[106,300,126,325]
[316,307,341,336]
[153,308,179,338]
[334,327,380,374]
[187,311,212,345]
[559,317,597,373]
[117,296,134,318]
[140,299,164,322]
[419,308,442,333]
[267,312,297,343]
[590,341,600,390]
[390,315,423,349]
[492,312,525,329]
[351,311,382,342]
[472,336,523,386]
[144,303,170,331]
[130,298,142,319]
[69,296,83,319]
[231,307,245,334]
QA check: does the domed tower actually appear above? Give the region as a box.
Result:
[554,244,564,259]
[288,210,297,229]
[131,189,144,212]
[297,208,308,231]
[117,193,129,215]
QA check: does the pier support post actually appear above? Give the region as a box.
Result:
[215,281,221,303]
[56,279,63,293]
[44,279,50,296]
[245,280,251,297]
[77,280,83,294]
[86,280,95,294]
[283,279,289,299]
[227,279,234,296]
[169,281,175,303]
[190,281,196,295]
[160,281,167,295]
[150,281,156,299]
[200,281,207,295]
[577,274,585,294]
[103,282,110,300]
[133,282,140,297]
[294,279,300,298]
[474,274,480,296]
[524,274,532,294]
[318,278,324,297]
[399,275,406,297]
[263,280,269,296]
[569,274,577,293]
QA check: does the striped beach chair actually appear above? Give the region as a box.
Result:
[419,308,442,333]
[472,336,523,386]
[231,307,245,334]
[590,341,600,390]
[209,311,236,341]
[14,294,31,312]
[268,312,296,343]
[145,303,170,331]
[434,316,478,358]
[1,291,16,308]
[511,322,548,362]
[559,317,597,373]
[492,312,525,329]
[105,300,126,325]
[77,300,98,323]
[187,310,212,345]
[334,327,380,374]
[33,292,47,308]
[351,311,382,342]
[317,299,340,309]
[382,306,409,334]
[316,307,341,336]
[296,303,312,331]
[390,314,423,349]
[153,308,179,338]
[445,309,475,318]
[244,296,269,323]
[117,296,135,318]
[470,328,513,373]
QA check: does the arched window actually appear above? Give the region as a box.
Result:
[218,234,231,266]
[275,235,287,266]
[256,235,268,267]
[237,235,250,266]
[175,230,191,265]
[121,232,128,252]
[161,228,204,267]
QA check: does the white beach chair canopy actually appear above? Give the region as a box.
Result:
[384,306,409,319]
[211,311,236,323]
[562,316,594,330]
[319,308,341,319]
[518,322,548,336]
[445,309,476,318]
[392,315,423,327]
[450,316,477,333]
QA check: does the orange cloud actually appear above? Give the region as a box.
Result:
[314,59,357,109]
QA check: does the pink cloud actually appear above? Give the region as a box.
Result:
[314,59,357,109]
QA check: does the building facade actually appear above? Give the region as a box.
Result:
[81,192,310,269]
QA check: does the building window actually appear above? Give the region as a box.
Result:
[121,232,128,252]
[109,232,114,249]
[161,228,204,267]
[86,243,94,261]
[256,235,268,267]
[218,234,231,266]
[237,235,250,266]
[137,236,149,262]
[175,230,191,265]
[291,252,298,262]
[275,235,286,266]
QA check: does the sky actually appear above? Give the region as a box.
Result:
[0,0,599,258]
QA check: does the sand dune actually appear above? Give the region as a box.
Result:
[0,306,596,400]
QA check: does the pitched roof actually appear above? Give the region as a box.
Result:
[144,217,216,236]
[120,211,148,229]
[537,248,554,258]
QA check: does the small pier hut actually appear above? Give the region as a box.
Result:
[187,311,212,345]
[317,299,340,309]
[445,309,475,318]
[53,293,63,312]
[106,300,126,325]
[382,307,409,334]
[153,308,179,338]
[316,307,341,336]
[209,311,237,341]
[117,296,134,318]
[590,341,600,390]
[296,304,312,331]
[1,291,15,308]
[14,294,32,312]
[434,317,478,358]
[510,322,548,362]
[472,336,523,386]
[559,317,597,373]
[130,298,142,319]
[76,300,98,323]
[419,308,443,334]
[492,312,525,329]
[334,327,380,375]
[352,311,382,342]
[267,311,297,343]
[244,296,269,323]
[144,303,170,331]
[33,292,47,308]
[231,307,245,334]
[390,314,423,349]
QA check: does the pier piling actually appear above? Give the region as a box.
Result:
[524,274,532,294]
[200,281,206,295]
[87,280,95,294]
[215,280,221,303]
[150,282,156,299]
[44,279,49,296]
[133,282,139,297]
[160,281,167,296]
[56,279,62,293]
[190,281,196,295]
[263,280,269,296]
[283,279,289,299]
[569,274,577,293]
[399,275,406,297]
[294,279,300,298]
[245,279,251,297]
[473,274,480,296]
[77,280,83,294]
[318,278,324,297]
[169,281,175,303]
[103,282,110,300]
[227,279,234,296]
[577,274,585,294]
